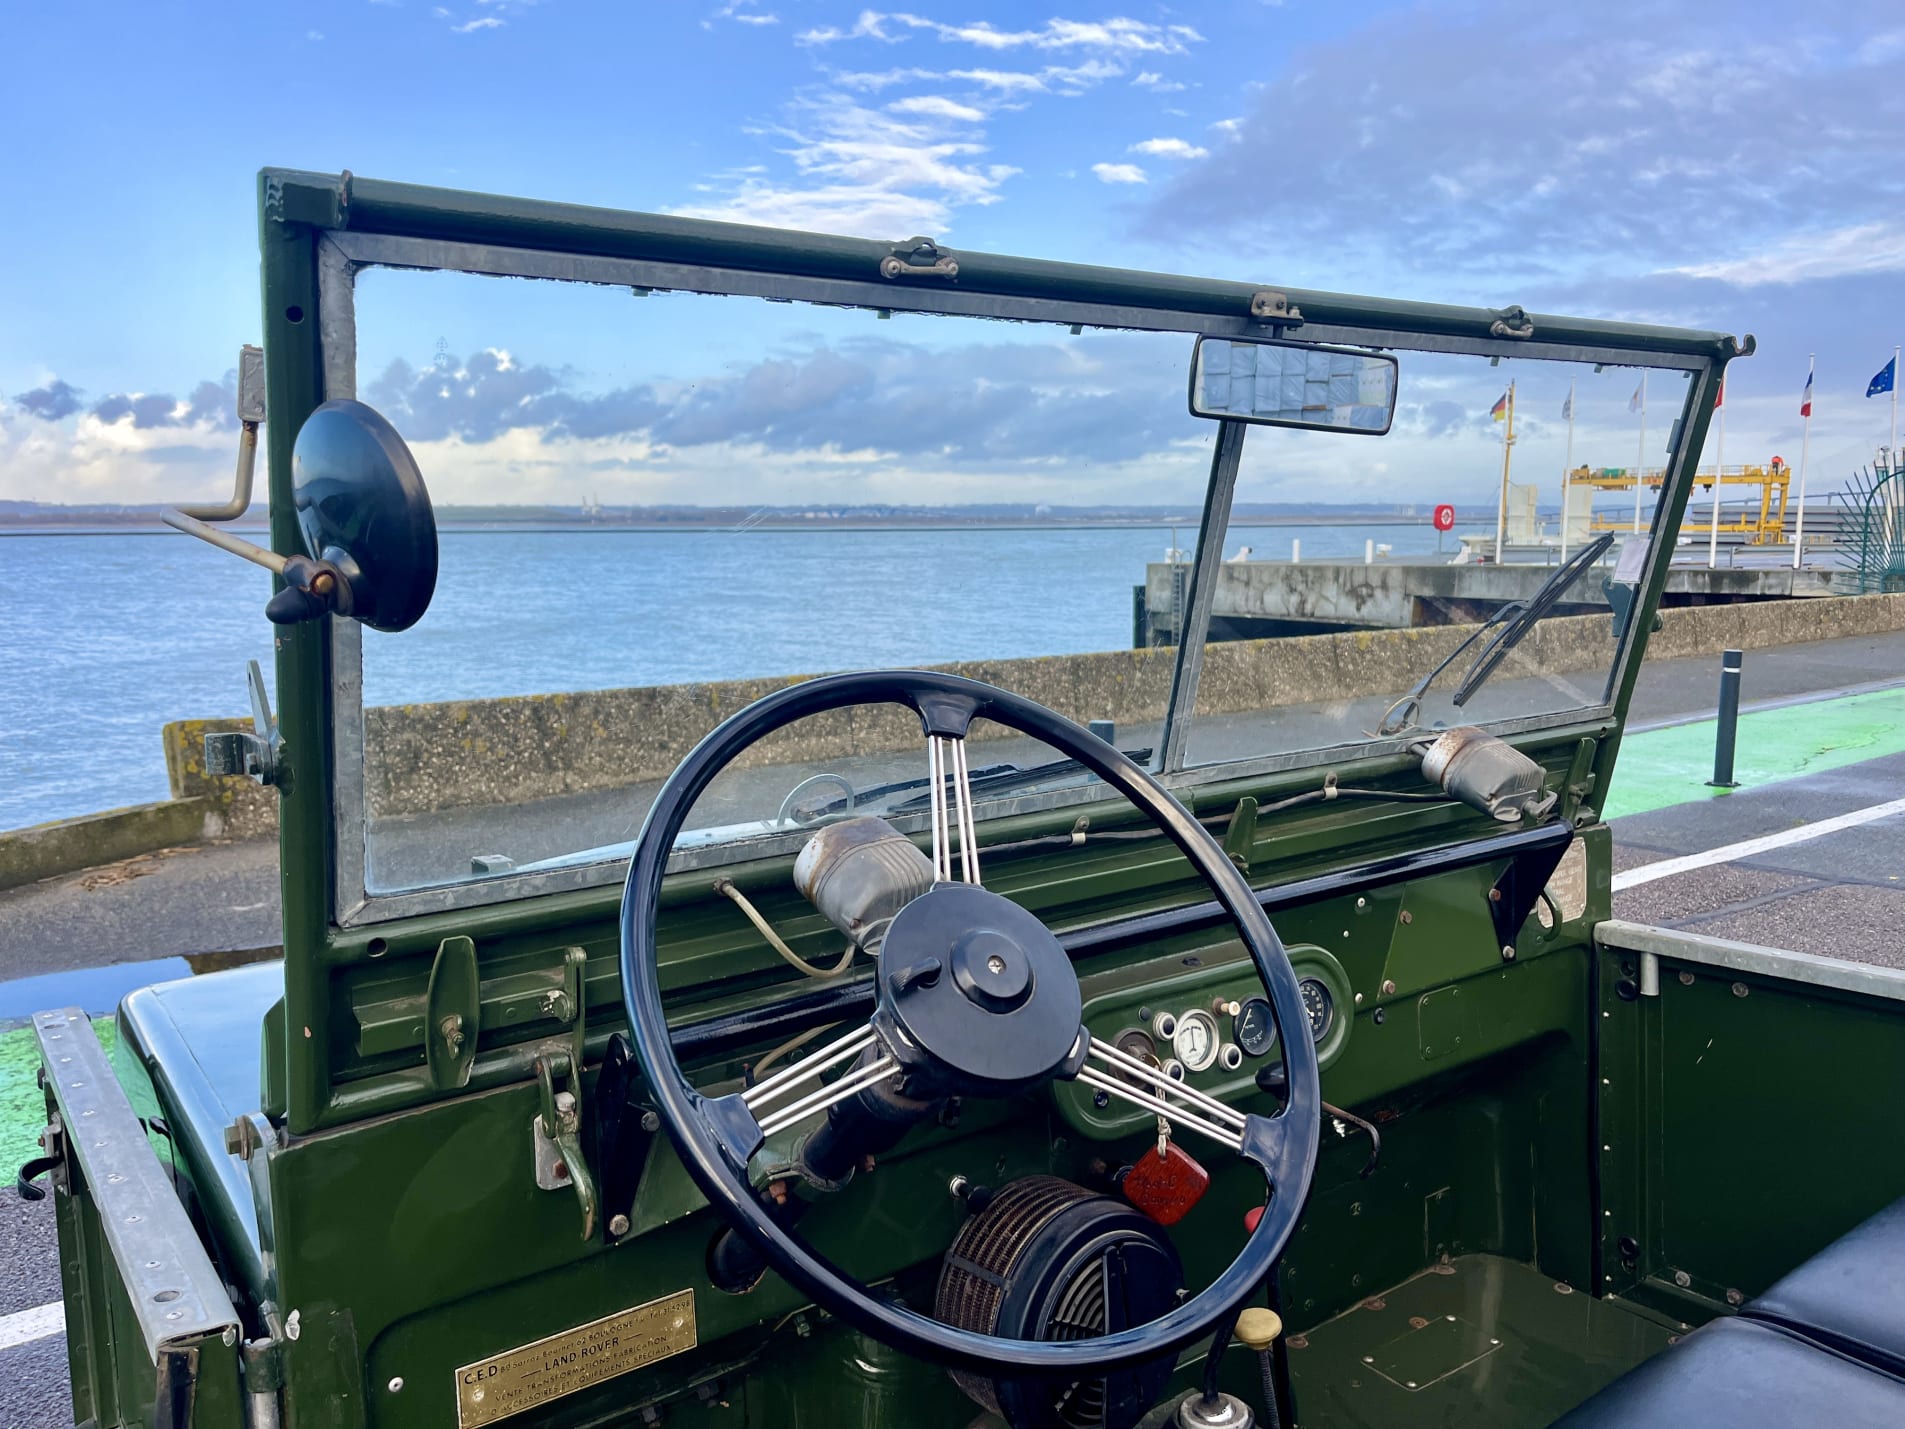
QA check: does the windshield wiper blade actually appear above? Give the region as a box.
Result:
[1374,533,1615,737]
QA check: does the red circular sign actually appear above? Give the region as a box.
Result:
[1433,504,1456,532]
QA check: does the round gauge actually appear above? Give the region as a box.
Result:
[1299,978,1335,1043]
[1233,997,1278,1057]
[1171,1009,1221,1073]
[1115,1028,1158,1066]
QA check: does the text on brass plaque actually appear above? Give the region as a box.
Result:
[455,1288,696,1427]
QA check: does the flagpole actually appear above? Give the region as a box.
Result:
[1560,379,1575,562]
[1882,344,1897,491]
[1633,372,1647,533]
[1494,380,1515,563]
[1708,378,1724,568]
[1792,355,1814,571]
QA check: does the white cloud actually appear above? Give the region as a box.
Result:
[1133,70,1186,92]
[1669,221,1905,287]
[452,15,503,31]
[1130,136,1208,160]
[1210,117,1243,137]
[672,95,1017,236]
[889,94,986,122]
[707,0,778,26]
[1092,162,1147,184]
[801,12,1201,55]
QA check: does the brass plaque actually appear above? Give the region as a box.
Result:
[455,1289,696,1427]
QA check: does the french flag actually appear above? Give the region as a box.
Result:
[1801,367,1814,418]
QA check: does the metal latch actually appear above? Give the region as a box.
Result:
[1489,305,1535,339]
[203,659,282,786]
[531,948,597,1239]
[426,935,480,1091]
[881,237,959,280]
[1250,289,1304,325]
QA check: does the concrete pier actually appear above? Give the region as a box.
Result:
[1141,558,1845,643]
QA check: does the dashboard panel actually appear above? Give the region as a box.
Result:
[1054,942,1355,1141]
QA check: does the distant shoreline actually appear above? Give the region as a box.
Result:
[0,513,1444,536]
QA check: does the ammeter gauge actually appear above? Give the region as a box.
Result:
[1171,1009,1221,1072]
[1233,997,1278,1057]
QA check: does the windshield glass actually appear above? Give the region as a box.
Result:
[1178,350,1696,768]
[341,264,1702,905]
[349,269,1204,896]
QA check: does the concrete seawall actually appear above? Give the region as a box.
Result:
[5,591,1904,888]
[361,590,1905,818]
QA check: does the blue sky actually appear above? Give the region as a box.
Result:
[3,0,1902,509]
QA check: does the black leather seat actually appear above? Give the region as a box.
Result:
[1557,1196,1905,1426]
[1743,1196,1905,1378]
[1552,1317,1905,1428]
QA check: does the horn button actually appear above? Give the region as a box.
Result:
[877,883,1082,1094]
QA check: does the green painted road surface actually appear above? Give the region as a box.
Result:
[1605,686,1905,820]
[1,1018,115,1180]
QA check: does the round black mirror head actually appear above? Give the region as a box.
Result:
[291,400,438,632]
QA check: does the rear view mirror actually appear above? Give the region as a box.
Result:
[1189,336,1398,435]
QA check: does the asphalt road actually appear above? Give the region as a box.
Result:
[1,626,1902,1426]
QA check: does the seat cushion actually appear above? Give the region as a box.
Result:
[1744,1196,1905,1378]
[1552,1317,1905,1429]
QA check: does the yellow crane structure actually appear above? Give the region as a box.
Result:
[1569,461,1793,545]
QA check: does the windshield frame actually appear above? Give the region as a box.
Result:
[310,215,1720,926]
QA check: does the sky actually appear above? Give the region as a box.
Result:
[2,0,1903,512]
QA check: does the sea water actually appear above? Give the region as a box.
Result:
[0,523,1445,829]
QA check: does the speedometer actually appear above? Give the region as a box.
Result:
[1171,1009,1221,1072]
[1299,978,1334,1043]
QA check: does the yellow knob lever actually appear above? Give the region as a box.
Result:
[1235,1307,1283,1352]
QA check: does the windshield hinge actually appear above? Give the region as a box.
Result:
[1250,289,1304,326]
[881,238,959,281]
[1489,305,1535,339]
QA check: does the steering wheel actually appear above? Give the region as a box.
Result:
[620,671,1321,1374]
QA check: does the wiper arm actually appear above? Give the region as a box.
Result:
[1375,533,1615,737]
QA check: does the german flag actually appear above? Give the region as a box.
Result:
[1489,391,1509,422]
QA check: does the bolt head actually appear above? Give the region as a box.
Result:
[608,1214,631,1238]
[388,1378,404,1393]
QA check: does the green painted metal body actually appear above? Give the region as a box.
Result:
[37,169,1905,1429]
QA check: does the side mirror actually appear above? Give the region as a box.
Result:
[1189,336,1398,435]
[281,400,438,632]
[162,398,438,632]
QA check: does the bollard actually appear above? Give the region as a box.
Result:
[1365,538,1374,564]
[1707,648,1743,788]
[1291,538,1301,564]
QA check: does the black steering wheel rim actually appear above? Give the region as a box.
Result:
[619,669,1321,1374]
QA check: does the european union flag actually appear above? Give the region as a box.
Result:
[1871,356,1897,399]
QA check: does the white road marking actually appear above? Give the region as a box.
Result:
[0,1301,63,1352]
[1613,795,1905,891]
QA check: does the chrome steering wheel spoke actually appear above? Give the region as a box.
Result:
[1071,1034,1247,1154]
[737,1020,897,1142]
[927,732,983,885]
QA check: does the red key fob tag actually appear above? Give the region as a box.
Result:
[1121,1144,1210,1226]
